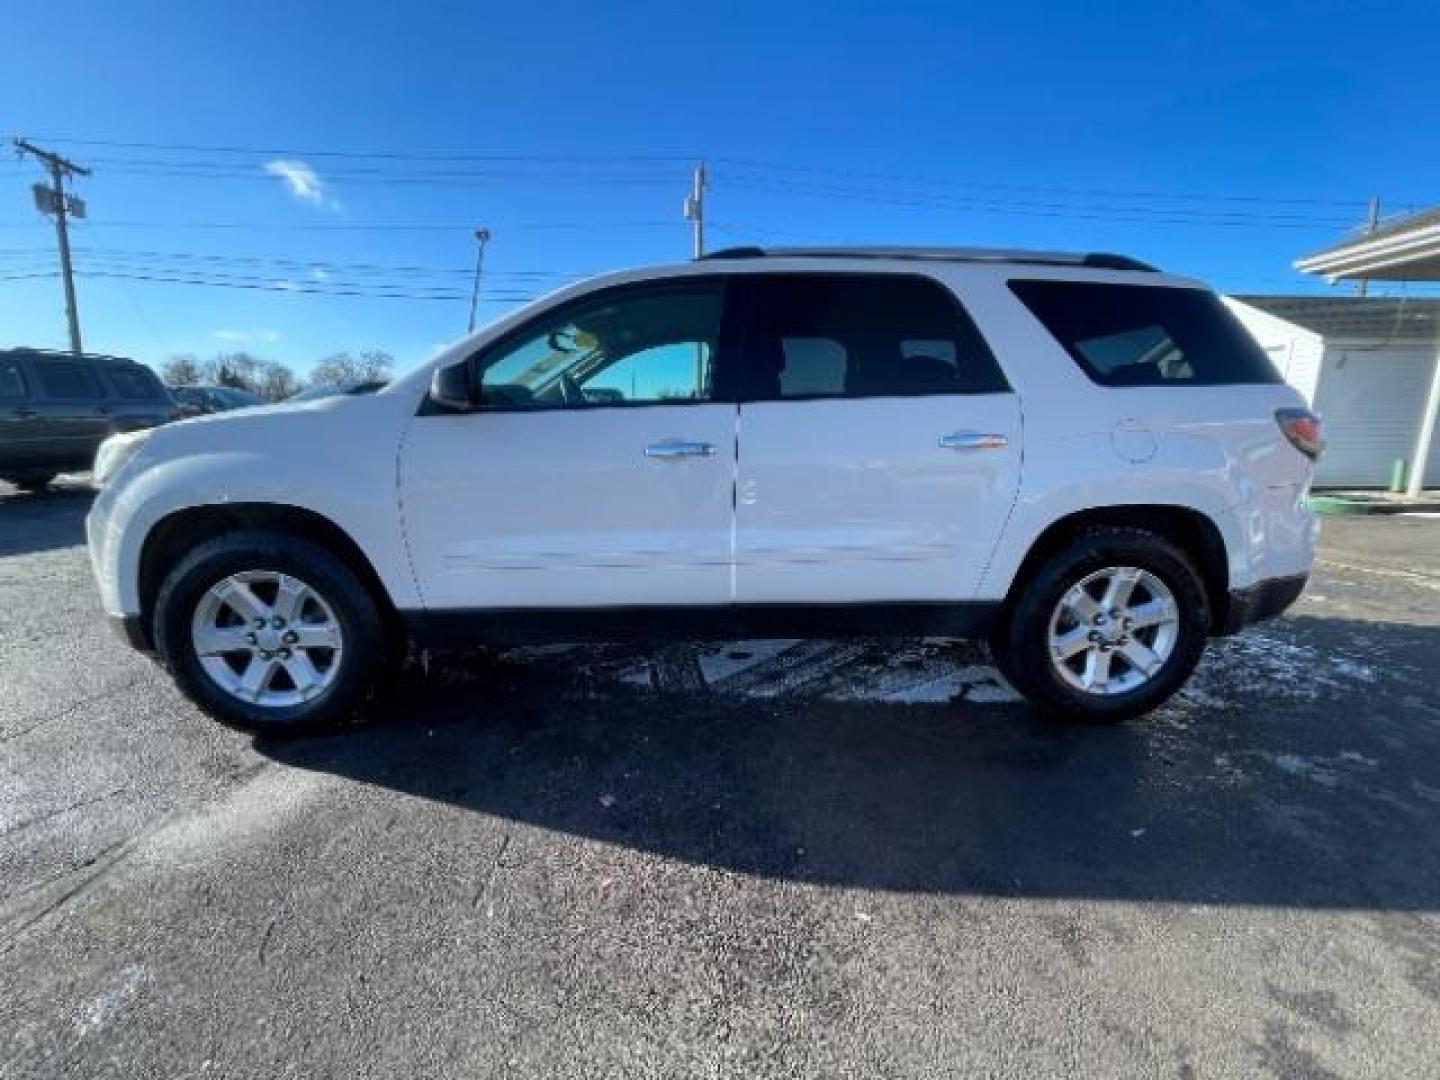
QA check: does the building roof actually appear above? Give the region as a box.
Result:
[1232,295,1440,342]
[1295,205,1440,281]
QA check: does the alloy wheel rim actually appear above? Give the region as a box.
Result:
[190,570,344,709]
[1046,566,1180,696]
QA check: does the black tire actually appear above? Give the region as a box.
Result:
[991,526,1210,723]
[6,473,57,492]
[153,529,387,732]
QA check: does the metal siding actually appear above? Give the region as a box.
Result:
[1311,342,1440,487]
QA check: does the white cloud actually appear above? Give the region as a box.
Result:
[213,328,282,344]
[263,159,340,211]
[310,267,330,282]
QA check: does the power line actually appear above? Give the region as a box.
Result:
[20,135,699,163]
[32,163,685,189]
[718,176,1356,228]
[61,245,594,279]
[13,134,1394,210]
[76,267,540,302]
[711,158,1375,210]
[0,219,679,233]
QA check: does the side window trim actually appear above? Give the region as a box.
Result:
[732,272,1013,404]
[460,276,743,413]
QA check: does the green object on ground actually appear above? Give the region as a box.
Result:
[1309,492,1440,515]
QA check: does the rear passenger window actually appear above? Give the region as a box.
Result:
[740,275,1009,401]
[1009,280,1283,387]
[0,359,26,399]
[34,360,105,399]
[105,366,164,400]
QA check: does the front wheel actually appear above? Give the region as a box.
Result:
[153,530,387,732]
[991,527,1210,722]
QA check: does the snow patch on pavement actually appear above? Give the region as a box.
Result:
[73,964,147,1037]
[1261,749,1382,790]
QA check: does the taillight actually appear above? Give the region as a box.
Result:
[1276,407,1324,460]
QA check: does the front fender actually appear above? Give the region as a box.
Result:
[92,442,417,617]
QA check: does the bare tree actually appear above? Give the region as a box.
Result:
[256,362,302,402]
[357,350,394,380]
[207,352,263,391]
[161,354,203,386]
[310,349,394,387]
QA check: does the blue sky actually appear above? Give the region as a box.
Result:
[3,0,1439,379]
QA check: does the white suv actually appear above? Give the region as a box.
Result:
[87,247,1322,730]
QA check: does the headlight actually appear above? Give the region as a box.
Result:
[93,430,154,489]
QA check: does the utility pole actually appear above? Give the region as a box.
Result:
[1358,196,1380,298]
[14,138,90,355]
[683,163,710,390]
[684,161,708,259]
[467,226,492,333]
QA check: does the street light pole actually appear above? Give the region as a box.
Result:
[467,227,492,334]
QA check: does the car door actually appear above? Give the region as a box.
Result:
[401,277,740,610]
[732,273,1022,603]
[0,355,48,471]
[27,356,113,472]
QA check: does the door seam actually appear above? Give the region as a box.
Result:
[729,403,741,602]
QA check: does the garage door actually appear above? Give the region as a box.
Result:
[1312,344,1440,487]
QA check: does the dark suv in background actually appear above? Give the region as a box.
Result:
[1,348,179,491]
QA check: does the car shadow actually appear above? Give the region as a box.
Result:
[0,484,92,557]
[259,614,1440,911]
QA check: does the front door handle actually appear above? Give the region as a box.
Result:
[13,407,37,419]
[939,431,1008,451]
[645,440,717,460]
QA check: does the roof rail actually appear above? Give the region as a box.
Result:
[698,245,1157,272]
[0,346,139,364]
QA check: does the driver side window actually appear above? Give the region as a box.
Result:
[476,284,723,409]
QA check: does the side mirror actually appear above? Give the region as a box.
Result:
[429,360,476,412]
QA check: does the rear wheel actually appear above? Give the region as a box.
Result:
[154,530,386,732]
[992,527,1210,722]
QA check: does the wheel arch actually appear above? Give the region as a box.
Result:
[136,503,401,650]
[1000,504,1232,633]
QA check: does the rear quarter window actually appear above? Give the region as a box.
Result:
[1009,280,1282,387]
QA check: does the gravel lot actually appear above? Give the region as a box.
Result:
[2,481,1438,1078]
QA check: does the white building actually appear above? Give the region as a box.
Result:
[1228,295,1440,488]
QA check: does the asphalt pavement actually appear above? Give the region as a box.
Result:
[2,481,1438,1078]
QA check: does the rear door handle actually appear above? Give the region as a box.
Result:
[13,407,37,418]
[645,440,717,460]
[939,431,1008,451]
